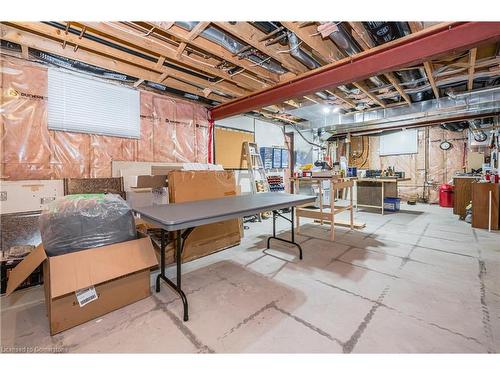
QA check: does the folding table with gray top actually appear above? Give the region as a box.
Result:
[133,192,315,321]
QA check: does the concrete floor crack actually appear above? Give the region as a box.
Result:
[477,259,494,353]
[152,294,215,353]
[218,300,279,340]
[272,305,344,347]
[342,285,391,353]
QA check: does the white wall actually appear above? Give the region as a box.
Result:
[254,119,285,147]
[215,115,285,193]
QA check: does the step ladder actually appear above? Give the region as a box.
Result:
[242,141,270,194]
[241,142,270,222]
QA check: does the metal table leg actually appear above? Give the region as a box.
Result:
[266,207,303,260]
[155,228,193,321]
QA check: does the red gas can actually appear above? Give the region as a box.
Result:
[439,184,454,208]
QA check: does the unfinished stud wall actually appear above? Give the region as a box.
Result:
[367,127,467,203]
[0,55,209,180]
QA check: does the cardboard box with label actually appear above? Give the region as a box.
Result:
[6,233,158,335]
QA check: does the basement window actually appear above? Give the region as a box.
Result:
[379,129,418,156]
[48,69,140,138]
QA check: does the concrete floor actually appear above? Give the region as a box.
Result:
[1,203,499,353]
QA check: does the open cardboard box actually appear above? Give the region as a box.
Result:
[6,233,158,335]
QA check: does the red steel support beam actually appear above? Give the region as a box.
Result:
[211,22,500,120]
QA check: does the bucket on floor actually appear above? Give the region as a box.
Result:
[439,184,454,208]
[383,197,401,212]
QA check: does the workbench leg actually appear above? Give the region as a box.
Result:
[175,230,189,321]
[350,186,354,230]
[267,208,303,260]
[155,229,167,293]
[296,208,300,234]
[319,182,324,225]
[355,180,358,211]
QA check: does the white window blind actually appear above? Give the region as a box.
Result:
[48,69,140,138]
[379,129,418,156]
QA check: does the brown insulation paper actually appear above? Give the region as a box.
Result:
[1,55,210,180]
[367,127,467,203]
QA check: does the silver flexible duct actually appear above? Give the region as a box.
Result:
[468,119,488,142]
[326,22,385,89]
[286,31,321,69]
[176,21,286,75]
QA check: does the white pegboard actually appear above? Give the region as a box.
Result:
[0,180,64,214]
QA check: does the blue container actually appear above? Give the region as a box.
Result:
[347,167,357,177]
[272,148,282,168]
[260,147,273,169]
[383,197,401,212]
[281,149,289,168]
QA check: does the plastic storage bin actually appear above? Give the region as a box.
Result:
[383,197,401,212]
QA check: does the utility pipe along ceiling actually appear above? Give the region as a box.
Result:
[1,21,499,124]
[211,22,500,120]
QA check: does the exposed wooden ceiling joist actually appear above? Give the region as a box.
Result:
[281,22,343,63]
[408,22,424,33]
[384,72,412,105]
[176,22,210,57]
[78,21,260,92]
[468,47,478,91]
[214,22,307,75]
[325,89,356,109]
[20,44,29,59]
[0,24,229,103]
[352,82,387,108]
[143,22,280,84]
[423,61,440,98]
[7,21,245,98]
[348,22,411,106]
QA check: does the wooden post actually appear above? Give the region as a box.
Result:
[350,185,354,230]
[319,180,324,225]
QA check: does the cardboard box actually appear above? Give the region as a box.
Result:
[6,233,158,335]
[168,170,241,261]
[125,175,169,209]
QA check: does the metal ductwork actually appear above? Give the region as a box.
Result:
[42,22,228,84]
[440,121,468,132]
[363,22,411,44]
[251,22,323,71]
[176,21,286,75]
[468,119,488,142]
[328,23,362,56]
[286,31,321,69]
[295,87,500,133]
[326,23,385,90]
[252,22,287,45]
[362,21,431,102]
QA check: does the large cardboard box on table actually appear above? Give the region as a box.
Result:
[6,233,158,335]
[168,170,242,262]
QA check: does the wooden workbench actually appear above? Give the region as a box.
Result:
[471,182,500,230]
[291,176,364,240]
[453,175,481,219]
[356,178,411,215]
